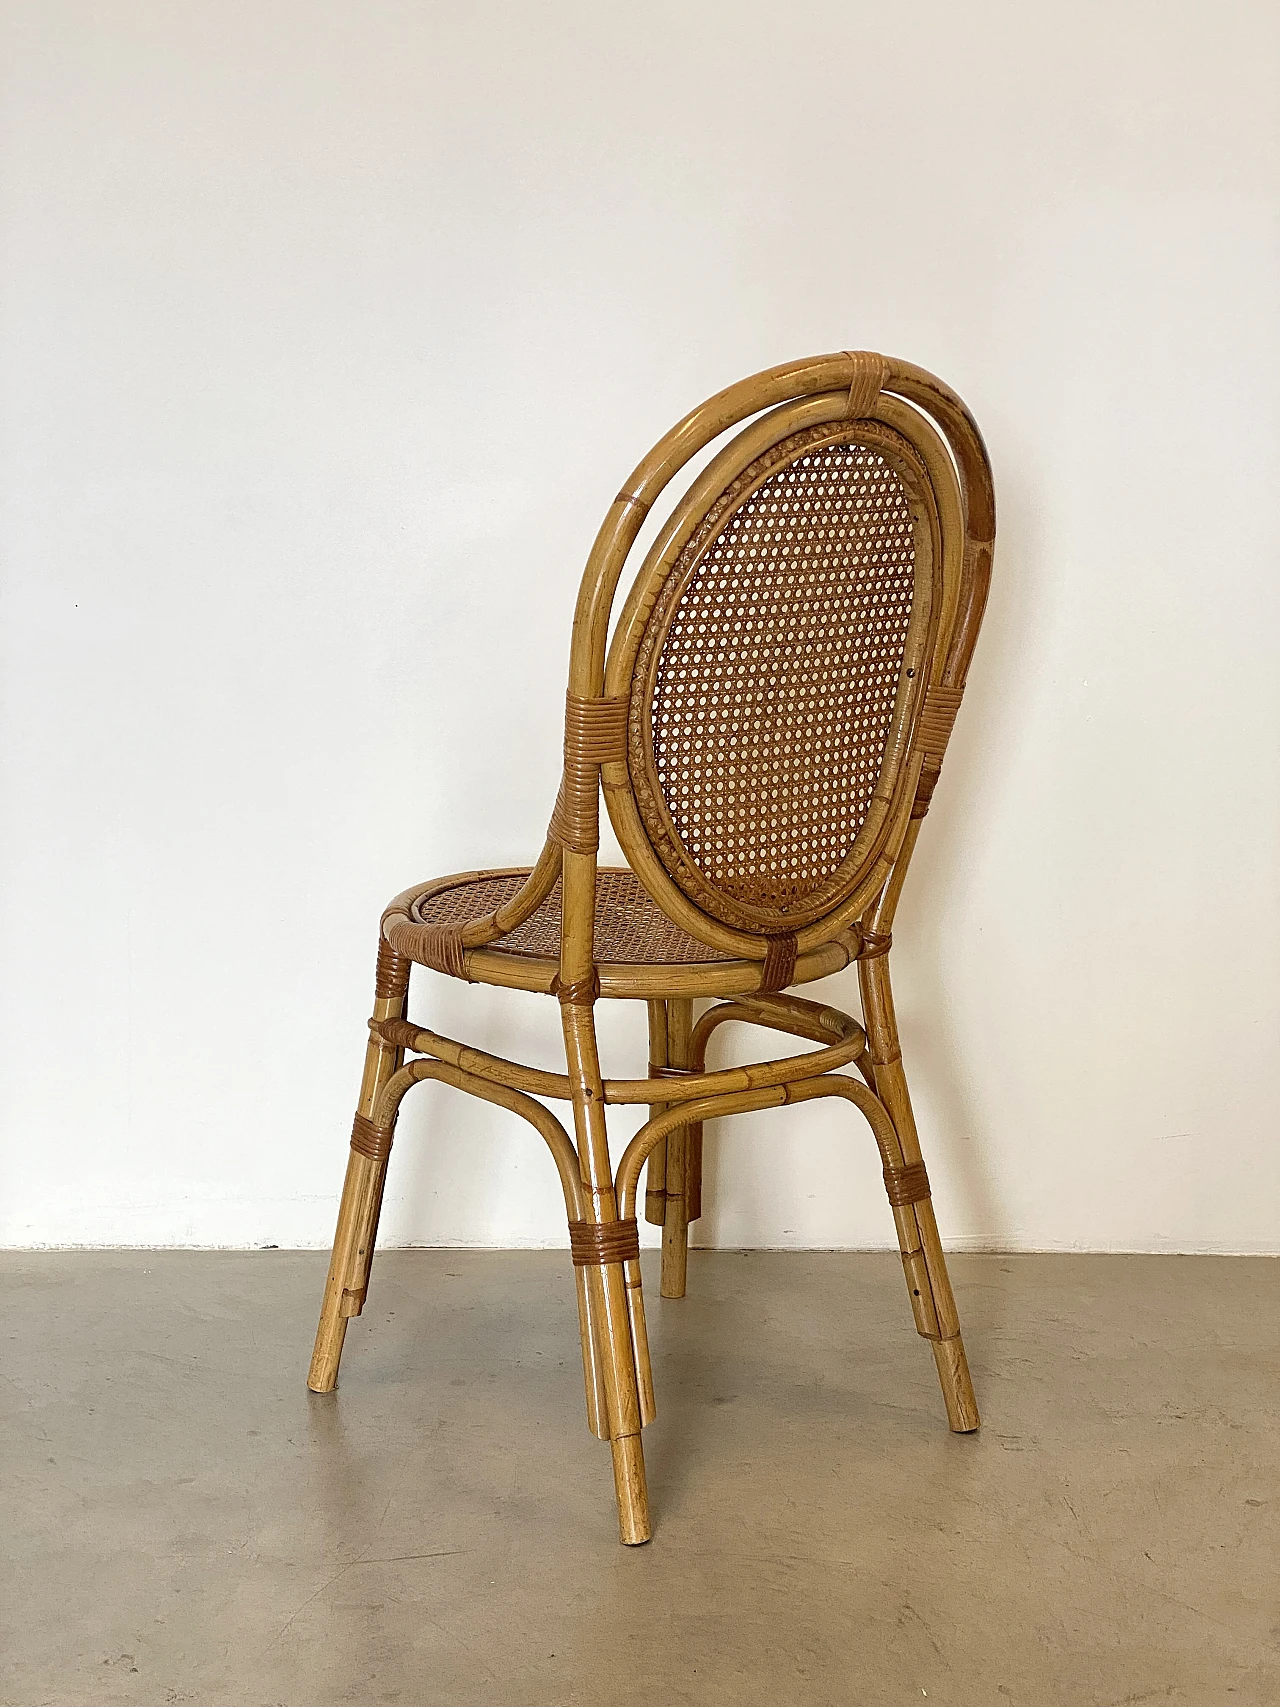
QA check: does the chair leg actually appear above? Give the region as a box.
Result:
[685,1116,703,1224]
[560,988,651,1543]
[589,1255,651,1542]
[644,1001,669,1227]
[308,939,409,1394]
[859,954,980,1433]
[660,997,694,1299]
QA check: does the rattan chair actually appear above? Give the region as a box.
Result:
[308,352,995,1544]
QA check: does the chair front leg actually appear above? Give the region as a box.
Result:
[560,989,652,1544]
[858,952,980,1433]
[308,938,409,1394]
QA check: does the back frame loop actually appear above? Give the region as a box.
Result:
[549,351,994,991]
[619,411,940,938]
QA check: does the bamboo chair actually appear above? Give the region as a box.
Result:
[308,352,995,1545]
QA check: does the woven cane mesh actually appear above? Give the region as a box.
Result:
[629,423,926,933]
[411,870,734,965]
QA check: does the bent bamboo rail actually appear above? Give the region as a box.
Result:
[368,1004,867,1106]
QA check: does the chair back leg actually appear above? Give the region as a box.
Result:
[659,998,695,1299]
[644,1000,669,1226]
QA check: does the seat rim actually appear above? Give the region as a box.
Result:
[381,867,855,999]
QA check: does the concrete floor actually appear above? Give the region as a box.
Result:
[3,1251,1277,1706]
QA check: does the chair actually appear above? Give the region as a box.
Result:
[307,351,996,1544]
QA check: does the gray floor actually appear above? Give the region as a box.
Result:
[3,1251,1277,1706]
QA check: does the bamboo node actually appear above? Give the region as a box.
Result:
[568,1217,641,1267]
[350,1112,395,1162]
[883,1160,930,1206]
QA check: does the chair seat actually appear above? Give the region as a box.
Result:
[388,866,852,998]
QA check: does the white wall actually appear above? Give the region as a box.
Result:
[1,2,1277,1253]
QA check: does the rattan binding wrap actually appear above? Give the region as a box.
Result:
[760,933,798,993]
[843,349,890,419]
[568,1217,641,1267]
[554,971,601,1007]
[413,924,468,981]
[350,1113,395,1162]
[549,694,629,854]
[907,687,962,823]
[374,937,411,1000]
[917,685,964,758]
[882,1161,931,1207]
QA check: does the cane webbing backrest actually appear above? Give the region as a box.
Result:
[624,419,936,936]
[555,351,997,975]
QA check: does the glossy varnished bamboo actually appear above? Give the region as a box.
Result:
[858,951,979,1433]
[308,968,407,1393]
[308,350,996,1542]
[644,1000,669,1225]
[559,847,651,1543]
[660,998,694,1299]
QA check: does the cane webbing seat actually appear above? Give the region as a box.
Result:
[310,351,996,1547]
[384,863,863,998]
[414,869,735,968]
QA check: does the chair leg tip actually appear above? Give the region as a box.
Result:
[932,1334,980,1431]
[610,1433,651,1544]
[306,1343,342,1393]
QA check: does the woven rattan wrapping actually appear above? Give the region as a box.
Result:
[916,684,963,758]
[629,421,930,934]
[843,350,890,419]
[883,1161,930,1207]
[374,937,411,1000]
[760,933,798,992]
[548,694,629,853]
[568,1218,641,1267]
[412,924,468,981]
[350,1113,395,1162]
[411,870,734,966]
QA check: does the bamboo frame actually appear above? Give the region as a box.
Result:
[309,352,995,1544]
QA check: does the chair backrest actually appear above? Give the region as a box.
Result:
[563,352,994,972]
